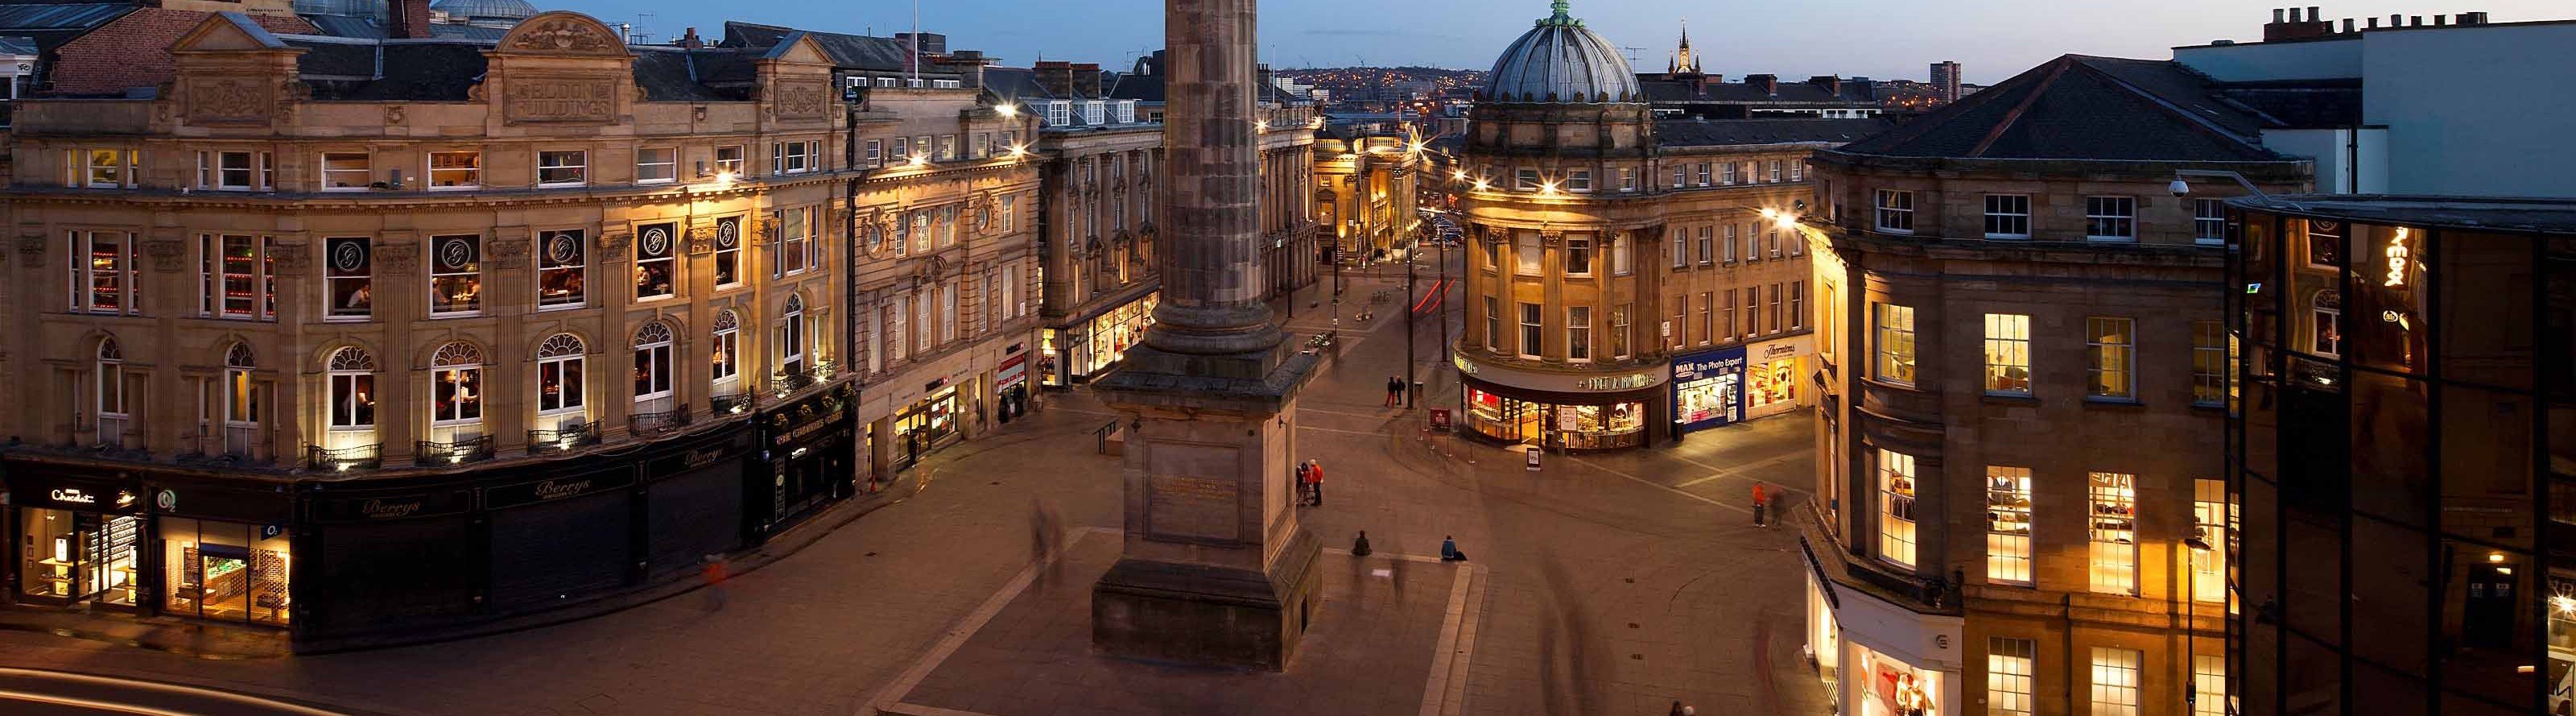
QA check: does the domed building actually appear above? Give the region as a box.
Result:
[431,0,539,27]
[1451,1,1886,450]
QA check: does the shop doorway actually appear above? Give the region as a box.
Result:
[16,508,142,606]
[895,386,963,471]
[158,518,291,626]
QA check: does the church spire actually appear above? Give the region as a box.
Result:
[1671,19,1699,74]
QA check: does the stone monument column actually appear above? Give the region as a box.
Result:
[1089,0,1323,670]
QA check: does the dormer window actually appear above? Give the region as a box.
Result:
[1045,101,1071,126]
[1082,101,1104,125]
[1115,101,1137,123]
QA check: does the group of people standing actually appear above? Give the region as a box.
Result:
[1295,459,1326,506]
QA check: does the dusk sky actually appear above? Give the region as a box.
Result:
[551,0,2567,84]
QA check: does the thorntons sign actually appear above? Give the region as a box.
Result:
[507,78,618,124]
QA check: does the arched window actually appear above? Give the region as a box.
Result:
[633,322,675,408]
[327,346,377,432]
[96,337,128,447]
[221,343,260,457]
[535,334,586,417]
[780,295,807,376]
[712,310,741,392]
[430,341,484,427]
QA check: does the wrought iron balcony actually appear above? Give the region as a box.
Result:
[629,403,693,437]
[415,435,495,467]
[710,391,756,417]
[526,423,600,455]
[770,370,819,396]
[307,443,382,471]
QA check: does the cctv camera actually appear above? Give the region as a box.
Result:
[2169,179,2191,198]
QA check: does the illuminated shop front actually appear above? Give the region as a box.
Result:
[894,382,966,470]
[1743,336,1810,420]
[1455,354,1666,451]
[10,475,143,609]
[1672,347,1745,431]
[1043,290,1158,387]
[1803,543,1962,716]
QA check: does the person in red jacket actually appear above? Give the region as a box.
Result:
[1305,460,1325,507]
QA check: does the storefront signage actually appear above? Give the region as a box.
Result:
[1674,347,1748,431]
[486,471,638,510]
[1459,354,1665,395]
[312,490,471,523]
[47,488,97,504]
[155,490,176,511]
[1764,342,1799,359]
[2383,226,2413,288]
[1574,374,1658,391]
[1429,408,1453,429]
[997,354,1028,389]
[1451,354,1479,375]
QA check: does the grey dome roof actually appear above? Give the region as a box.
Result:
[431,0,537,23]
[1481,1,1641,103]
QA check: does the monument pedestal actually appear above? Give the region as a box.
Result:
[1089,343,1321,670]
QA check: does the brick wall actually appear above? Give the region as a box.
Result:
[47,9,318,97]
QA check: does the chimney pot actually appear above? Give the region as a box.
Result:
[2343,18,2354,32]
[2367,17,2378,28]
[2273,7,2285,23]
[2307,6,2320,22]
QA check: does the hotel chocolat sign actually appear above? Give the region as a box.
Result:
[486,472,635,509]
[506,78,619,124]
[312,490,471,523]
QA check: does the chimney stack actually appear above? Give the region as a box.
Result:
[1034,61,1075,97]
[2343,18,2354,33]
[1747,73,1777,96]
[675,27,704,49]
[2263,6,2335,41]
[1073,63,1103,97]
[2273,8,2285,23]
[389,0,431,39]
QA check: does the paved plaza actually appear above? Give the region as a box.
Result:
[0,271,1831,716]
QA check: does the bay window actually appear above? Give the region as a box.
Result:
[1879,449,1918,568]
[1876,303,1917,385]
[1874,189,1914,234]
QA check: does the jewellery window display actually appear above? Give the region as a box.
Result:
[158,517,291,626]
[16,508,139,605]
[1554,403,1645,449]
[1465,387,1538,443]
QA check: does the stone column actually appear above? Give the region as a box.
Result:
[1088,0,1322,671]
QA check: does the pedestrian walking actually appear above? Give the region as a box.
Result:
[1752,482,1769,527]
[1307,460,1325,506]
[700,553,730,612]
[1385,376,1404,407]
[1440,536,1468,562]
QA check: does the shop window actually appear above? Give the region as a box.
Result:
[1987,466,2034,585]
[1518,302,1543,358]
[2086,197,2136,241]
[2193,321,2227,407]
[21,507,140,605]
[1875,304,1916,385]
[2087,317,2135,399]
[326,238,371,319]
[2191,654,2226,716]
[634,147,677,184]
[1984,313,2032,395]
[1985,194,2031,238]
[1878,449,1918,568]
[1566,307,1591,362]
[1875,189,1913,234]
[781,294,807,377]
[220,343,259,457]
[72,147,138,188]
[712,310,742,396]
[1484,296,1501,353]
[535,334,587,425]
[429,234,482,317]
[159,518,291,626]
[96,338,128,448]
[538,230,586,308]
[2192,478,2227,602]
[2089,472,2140,595]
[321,151,370,191]
[636,223,677,300]
[714,216,743,288]
[2089,648,2142,715]
[196,234,276,321]
[70,230,139,316]
[1988,637,2037,716]
[429,341,485,436]
[718,144,745,176]
[326,347,376,437]
[427,150,481,189]
[538,150,588,186]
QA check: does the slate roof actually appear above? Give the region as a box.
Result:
[722,20,911,72]
[286,37,488,101]
[1657,118,1896,147]
[0,2,130,56]
[1835,55,2290,162]
[299,14,508,41]
[1638,76,1877,106]
[0,34,36,56]
[631,46,754,101]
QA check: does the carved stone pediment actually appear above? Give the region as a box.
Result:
[499,14,625,55]
[773,81,830,120]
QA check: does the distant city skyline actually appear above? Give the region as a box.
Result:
[543,0,2569,85]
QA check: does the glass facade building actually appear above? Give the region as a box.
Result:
[2226,196,2576,716]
